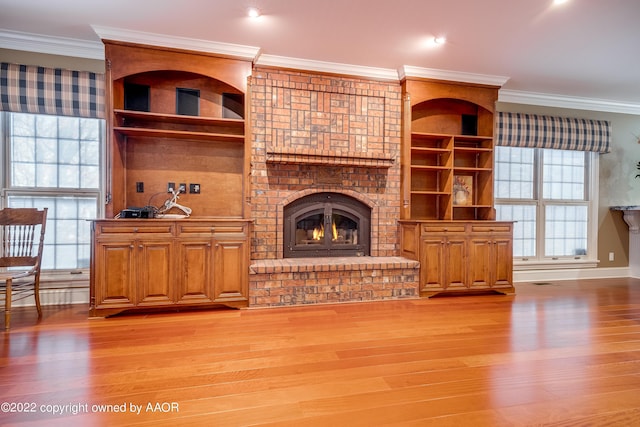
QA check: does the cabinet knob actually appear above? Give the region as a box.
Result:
[134,228,138,233]
[207,243,211,247]
[129,245,134,249]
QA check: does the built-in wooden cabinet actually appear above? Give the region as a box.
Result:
[399,221,514,297]
[91,41,253,316]
[90,219,250,317]
[400,78,513,296]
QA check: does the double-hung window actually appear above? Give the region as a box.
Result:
[2,112,103,270]
[494,146,598,268]
[493,112,610,270]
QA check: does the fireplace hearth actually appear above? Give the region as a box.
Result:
[284,192,370,258]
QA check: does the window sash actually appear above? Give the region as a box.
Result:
[495,146,597,266]
[2,111,104,272]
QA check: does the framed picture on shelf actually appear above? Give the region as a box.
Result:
[453,175,473,206]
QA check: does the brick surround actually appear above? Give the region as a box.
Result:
[249,67,415,307]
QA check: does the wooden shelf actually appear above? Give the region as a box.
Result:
[114,126,245,143]
[454,167,492,172]
[411,190,449,195]
[114,109,245,130]
[411,147,450,153]
[454,146,493,153]
[411,165,450,171]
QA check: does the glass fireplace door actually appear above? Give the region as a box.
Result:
[284,192,370,258]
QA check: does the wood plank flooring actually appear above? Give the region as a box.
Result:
[2,278,640,426]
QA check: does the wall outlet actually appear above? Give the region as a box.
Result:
[179,183,186,193]
[167,182,176,193]
[609,252,615,261]
[189,183,201,194]
[135,181,144,193]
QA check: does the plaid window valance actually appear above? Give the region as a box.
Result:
[495,112,611,153]
[0,62,105,119]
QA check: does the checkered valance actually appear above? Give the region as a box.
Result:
[0,62,105,119]
[495,112,611,153]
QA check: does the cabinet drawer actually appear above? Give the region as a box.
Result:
[471,225,512,233]
[178,224,247,235]
[213,225,247,234]
[178,225,216,234]
[96,223,174,235]
[422,225,466,233]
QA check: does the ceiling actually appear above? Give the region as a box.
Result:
[1,0,640,113]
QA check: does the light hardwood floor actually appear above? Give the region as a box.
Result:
[2,278,640,426]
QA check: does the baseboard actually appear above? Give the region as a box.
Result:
[514,267,630,283]
[10,286,89,307]
[8,266,634,308]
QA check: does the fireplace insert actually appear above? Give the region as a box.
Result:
[284,192,370,258]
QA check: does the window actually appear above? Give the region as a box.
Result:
[494,146,598,268]
[2,112,104,270]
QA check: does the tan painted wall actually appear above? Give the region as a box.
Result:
[0,48,104,73]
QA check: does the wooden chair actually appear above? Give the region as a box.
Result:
[0,208,48,331]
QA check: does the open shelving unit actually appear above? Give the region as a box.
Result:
[401,80,499,221]
[103,42,252,219]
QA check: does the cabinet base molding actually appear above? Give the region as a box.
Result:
[420,286,515,299]
[89,301,246,319]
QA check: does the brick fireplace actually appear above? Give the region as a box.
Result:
[248,68,419,307]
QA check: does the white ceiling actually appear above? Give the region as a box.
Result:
[1,0,640,113]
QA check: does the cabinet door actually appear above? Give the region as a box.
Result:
[468,235,513,289]
[468,237,492,289]
[136,239,174,306]
[420,238,446,292]
[444,237,467,289]
[94,240,136,309]
[491,237,513,288]
[212,237,248,302]
[176,239,213,304]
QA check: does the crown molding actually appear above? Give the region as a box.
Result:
[4,28,640,115]
[91,25,260,61]
[0,29,104,60]
[499,89,640,115]
[255,54,399,81]
[399,65,510,87]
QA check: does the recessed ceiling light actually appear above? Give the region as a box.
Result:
[247,7,261,18]
[553,0,569,5]
[433,36,446,45]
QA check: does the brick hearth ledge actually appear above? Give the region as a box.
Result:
[249,256,420,307]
